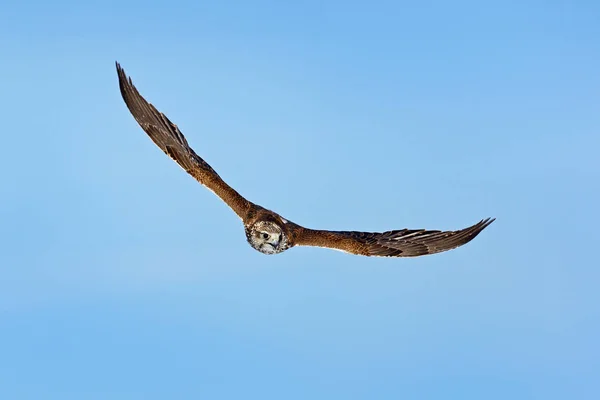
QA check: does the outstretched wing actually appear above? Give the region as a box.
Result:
[293,218,495,257]
[116,62,253,220]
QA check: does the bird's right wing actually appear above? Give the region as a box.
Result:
[116,62,253,220]
[293,218,495,257]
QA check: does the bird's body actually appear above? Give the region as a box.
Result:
[116,62,494,258]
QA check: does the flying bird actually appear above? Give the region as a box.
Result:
[116,62,494,257]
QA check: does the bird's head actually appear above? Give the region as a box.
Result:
[245,220,288,254]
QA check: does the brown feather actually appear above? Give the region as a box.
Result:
[293,218,495,257]
[116,62,253,220]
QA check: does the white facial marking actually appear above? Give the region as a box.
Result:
[246,221,288,255]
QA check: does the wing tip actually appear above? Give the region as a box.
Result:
[115,62,145,117]
[479,217,496,230]
[115,61,136,91]
[465,217,495,237]
[460,216,495,244]
[115,60,125,79]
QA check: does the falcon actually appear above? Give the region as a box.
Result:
[116,62,494,257]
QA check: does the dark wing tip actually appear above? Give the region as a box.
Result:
[115,61,128,78]
[442,216,495,252]
[115,61,125,81]
[367,217,495,257]
[478,217,496,231]
[455,217,495,242]
[115,62,135,97]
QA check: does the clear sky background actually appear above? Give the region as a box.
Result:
[1,0,599,398]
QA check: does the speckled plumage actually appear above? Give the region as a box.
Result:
[116,62,494,258]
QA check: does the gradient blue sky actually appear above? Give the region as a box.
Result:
[1,0,599,398]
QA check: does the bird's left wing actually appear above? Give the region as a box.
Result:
[116,62,253,220]
[292,218,495,257]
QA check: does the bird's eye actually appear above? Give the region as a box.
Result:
[262,233,269,239]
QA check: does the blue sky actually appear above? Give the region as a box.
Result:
[1,0,599,398]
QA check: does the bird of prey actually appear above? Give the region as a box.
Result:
[116,62,494,257]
